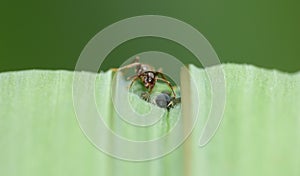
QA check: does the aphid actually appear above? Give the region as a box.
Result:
[112,57,176,97]
[154,91,181,111]
[140,91,181,111]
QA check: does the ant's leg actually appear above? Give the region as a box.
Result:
[111,57,140,72]
[157,72,177,95]
[148,86,154,94]
[156,77,176,97]
[127,75,137,80]
[156,72,176,97]
[156,71,168,80]
[129,76,139,89]
[111,62,141,72]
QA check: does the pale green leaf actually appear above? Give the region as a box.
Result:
[0,64,299,176]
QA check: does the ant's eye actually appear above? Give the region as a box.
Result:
[143,75,151,82]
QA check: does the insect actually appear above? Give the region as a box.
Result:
[154,91,181,111]
[140,91,181,111]
[112,57,176,97]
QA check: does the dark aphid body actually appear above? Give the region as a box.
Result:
[140,91,181,111]
[155,92,181,111]
[155,93,171,108]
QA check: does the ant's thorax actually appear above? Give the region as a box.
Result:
[135,64,154,75]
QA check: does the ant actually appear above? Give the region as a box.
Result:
[112,57,176,97]
[141,91,181,111]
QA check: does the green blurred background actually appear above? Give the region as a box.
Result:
[1,0,299,73]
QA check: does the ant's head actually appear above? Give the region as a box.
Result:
[141,71,156,88]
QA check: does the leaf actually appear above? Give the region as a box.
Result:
[0,64,299,176]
